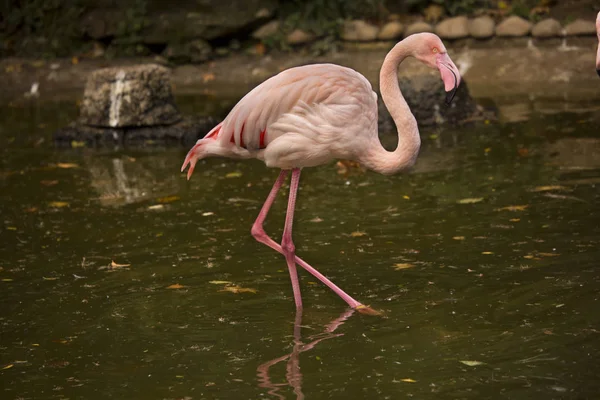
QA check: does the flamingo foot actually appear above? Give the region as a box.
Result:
[181,144,201,180]
[355,304,383,316]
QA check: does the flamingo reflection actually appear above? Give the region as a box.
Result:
[257,308,355,399]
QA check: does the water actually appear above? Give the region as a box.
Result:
[1,98,600,399]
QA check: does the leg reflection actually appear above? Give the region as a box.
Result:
[257,308,356,399]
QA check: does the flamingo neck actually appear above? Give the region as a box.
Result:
[361,39,420,175]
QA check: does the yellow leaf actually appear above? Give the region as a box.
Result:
[209,280,232,285]
[484,148,491,153]
[42,277,59,281]
[220,285,257,294]
[538,252,559,257]
[167,283,185,289]
[49,201,69,208]
[156,196,180,204]
[509,218,520,222]
[495,205,528,212]
[6,226,17,231]
[202,212,214,216]
[350,231,366,237]
[71,56,79,65]
[403,195,410,200]
[147,204,165,211]
[457,197,483,204]
[481,251,494,255]
[460,360,485,366]
[56,163,79,169]
[71,140,85,148]
[2,279,13,282]
[453,236,465,240]
[225,171,243,178]
[393,263,414,270]
[400,378,417,383]
[202,73,215,83]
[2,364,13,370]
[110,260,130,268]
[531,185,567,192]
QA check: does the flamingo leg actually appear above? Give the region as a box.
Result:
[251,170,379,314]
[281,168,303,310]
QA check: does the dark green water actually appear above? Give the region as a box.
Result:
[1,99,600,399]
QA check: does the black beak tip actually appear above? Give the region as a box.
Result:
[597,68,600,78]
[445,85,458,105]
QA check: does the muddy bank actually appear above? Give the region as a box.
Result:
[2,39,599,111]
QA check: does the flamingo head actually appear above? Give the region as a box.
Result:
[596,12,600,77]
[412,33,462,105]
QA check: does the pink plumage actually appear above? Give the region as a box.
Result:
[182,33,461,314]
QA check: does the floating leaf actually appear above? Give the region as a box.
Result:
[453,236,465,241]
[538,252,560,257]
[495,205,528,212]
[209,280,232,285]
[167,283,185,289]
[350,231,367,237]
[202,73,215,83]
[202,212,214,216]
[509,218,520,222]
[2,279,13,282]
[71,140,85,148]
[2,364,13,370]
[220,285,257,294]
[400,378,417,383]
[110,261,130,268]
[460,360,485,366]
[42,277,59,281]
[309,217,323,223]
[531,185,568,192]
[393,263,414,270]
[6,226,17,231]
[481,251,494,255]
[225,171,243,178]
[457,197,484,204]
[402,195,410,200]
[157,196,180,204]
[56,163,79,169]
[41,180,59,186]
[147,204,165,211]
[49,201,69,208]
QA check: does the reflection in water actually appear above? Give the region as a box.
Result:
[257,309,355,399]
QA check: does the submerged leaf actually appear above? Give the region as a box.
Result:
[495,205,528,212]
[220,285,257,294]
[350,231,367,237]
[209,280,232,285]
[400,378,417,383]
[457,197,484,204]
[157,196,180,204]
[167,283,185,289]
[393,263,414,270]
[2,364,14,370]
[531,185,568,192]
[110,261,130,268]
[453,236,466,241]
[460,360,485,366]
[56,163,79,169]
[49,201,69,208]
[225,171,243,178]
[147,204,165,211]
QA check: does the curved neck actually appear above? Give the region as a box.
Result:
[360,40,420,175]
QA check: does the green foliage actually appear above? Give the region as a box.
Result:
[108,0,150,56]
[0,0,85,56]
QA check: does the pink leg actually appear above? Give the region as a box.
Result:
[251,169,379,315]
[281,168,303,310]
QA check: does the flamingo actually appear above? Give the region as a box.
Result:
[596,11,600,77]
[182,33,461,315]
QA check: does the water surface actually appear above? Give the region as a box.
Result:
[1,99,600,399]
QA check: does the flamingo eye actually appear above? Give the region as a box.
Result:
[432,47,438,54]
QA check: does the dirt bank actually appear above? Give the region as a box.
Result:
[2,38,599,109]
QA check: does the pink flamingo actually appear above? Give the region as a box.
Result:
[182,33,461,315]
[596,12,600,77]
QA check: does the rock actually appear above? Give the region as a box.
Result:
[378,73,477,128]
[54,116,220,147]
[531,18,562,38]
[564,19,596,36]
[341,20,379,41]
[435,16,469,39]
[163,40,212,64]
[286,29,316,45]
[468,16,495,39]
[252,20,280,39]
[404,22,434,37]
[377,22,404,40]
[496,16,532,37]
[142,0,278,43]
[79,64,181,128]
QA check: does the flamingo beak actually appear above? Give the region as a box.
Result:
[181,144,200,180]
[436,53,461,105]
